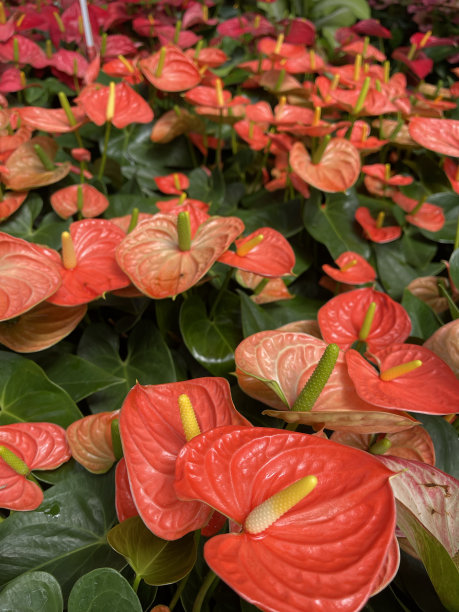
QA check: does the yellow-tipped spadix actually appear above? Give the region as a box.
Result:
[61,231,77,270]
[236,234,264,257]
[380,360,423,381]
[178,394,201,441]
[244,475,318,534]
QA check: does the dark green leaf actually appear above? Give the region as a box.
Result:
[401,231,437,269]
[67,569,141,612]
[0,468,124,600]
[401,290,442,341]
[0,571,63,612]
[414,414,459,480]
[239,197,303,237]
[0,351,82,426]
[449,249,459,289]
[107,516,196,585]
[180,293,241,376]
[303,189,370,259]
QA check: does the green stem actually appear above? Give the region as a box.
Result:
[192,569,218,612]
[111,419,123,461]
[454,213,459,251]
[292,344,340,412]
[169,574,190,611]
[132,573,141,593]
[97,121,112,181]
[311,134,331,165]
[127,208,140,233]
[33,144,55,170]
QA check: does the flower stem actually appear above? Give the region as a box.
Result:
[97,121,112,181]
[192,569,218,612]
[169,575,190,610]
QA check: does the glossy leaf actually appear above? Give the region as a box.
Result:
[66,411,120,474]
[409,117,459,157]
[116,214,244,299]
[415,414,459,480]
[0,351,82,426]
[401,289,442,341]
[0,302,86,353]
[346,345,459,414]
[318,288,411,351]
[290,139,360,193]
[67,568,142,612]
[119,378,249,540]
[0,468,123,599]
[175,426,396,612]
[0,232,62,321]
[50,184,109,219]
[0,571,63,612]
[107,516,196,585]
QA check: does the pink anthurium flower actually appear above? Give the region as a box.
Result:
[346,344,459,414]
[0,191,27,221]
[218,227,295,277]
[355,207,402,243]
[0,232,62,322]
[322,251,376,285]
[408,117,459,157]
[45,219,131,306]
[391,191,445,232]
[16,106,88,133]
[116,213,244,299]
[0,422,71,511]
[174,426,396,612]
[50,183,109,219]
[119,378,250,540]
[318,288,412,352]
[289,139,360,193]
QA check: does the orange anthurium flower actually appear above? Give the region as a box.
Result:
[346,344,459,414]
[355,207,402,243]
[16,106,88,133]
[175,426,396,612]
[76,81,153,128]
[444,158,459,194]
[67,410,120,474]
[0,232,62,322]
[362,164,413,186]
[330,426,435,465]
[0,302,86,353]
[150,108,201,144]
[50,184,109,219]
[0,422,71,511]
[257,35,305,60]
[155,198,210,236]
[46,219,131,306]
[341,39,386,62]
[290,139,360,192]
[235,270,294,304]
[322,251,376,285]
[391,191,445,232]
[409,117,459,157]
[318,287,411,352]
[0,125,33,162]
[116,213,244,299]
[115,457,139,523]
[119,379,250,540]
[0,191,27,221]
[139,44,201,92]
[154,172,190,195]
[335,121,388,153]
[218,227,295,277]
[102,57,143,85]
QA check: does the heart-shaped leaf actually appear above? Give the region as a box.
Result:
[67,568,142,612]
[0,571,63,612]
[107,516,197,585]
[415,414,459,479]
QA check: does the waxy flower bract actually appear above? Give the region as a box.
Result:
[174,426,396,612]
[322,251,376,285]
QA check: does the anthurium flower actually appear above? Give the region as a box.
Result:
[392,47,433,80]
[235,270,294,305]
[346,344,459,414]
[45,219,130,306]
[139,44,201,92]
[116,213,244,299]
[355,207,402,243]
[50,184,109,219]
[16,106,88,133]
[409,117,459,157]
[331,426,435,465]
[391,191,445,232]
[218,227,295,277]
[76,81,153,128]
[154,172,189,195]
[444,158,459,194]
[174,426,396,612]
[289,139,360,193]
[362,164,413,186]
[424,319,459,378]
[0,34,48,68]
[0,422,71,511]
[406,276,450,313]
[0,301,86,353]
[119,378,250,540]
[322,251,376,285]
[115,457,139,523]
[102,56,143,85]
[155,198,210,236]
[150,108,203,143]
[0,232,62,322]
[318,288,411,352]
[0,191,27,221]
[66,410,120,474]
[335,120,388,152]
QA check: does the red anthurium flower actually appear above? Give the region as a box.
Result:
[290,139,360,192]
[318,287,411,352]
[218,227,295,277]
[50,48,88,79]
[102,56,143,85]
[115,458,139,523]
[17,106,88,134]
[234,119,270,150]
[174,426,396,612]
[409,117,459,157]
[444,158,459,194]
[236,270,294,305]
[46,219,130,307]
[331,426,435,465]
[185,47,228,69]
[154,172,189,195]
[355,207,402,243]
[216,14,275,39]
[155,198,210,235]
[391,191,445,232]
[257,36,305,60]
[67,410,120,474]
[76,82,153,129]
[282,17,316,45]
[0,301,86,353]
[0,191,27,221]
[0,35,48,68]
[119,378,250,540]
[50,184,109,219]
[346,344,459,414]
[341,40,386,62]
[150,108,202,144]
[0,66,24,94]
[0,232,62,322]
[156,25,200,50]
[116,213,244,299]
[351,19,391,38]
[139,45,201,92]
[392,47,433,80]
[335,120,388,152]
[362,164,413,186]
[322,251,376,285]
[0,422,71,511]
